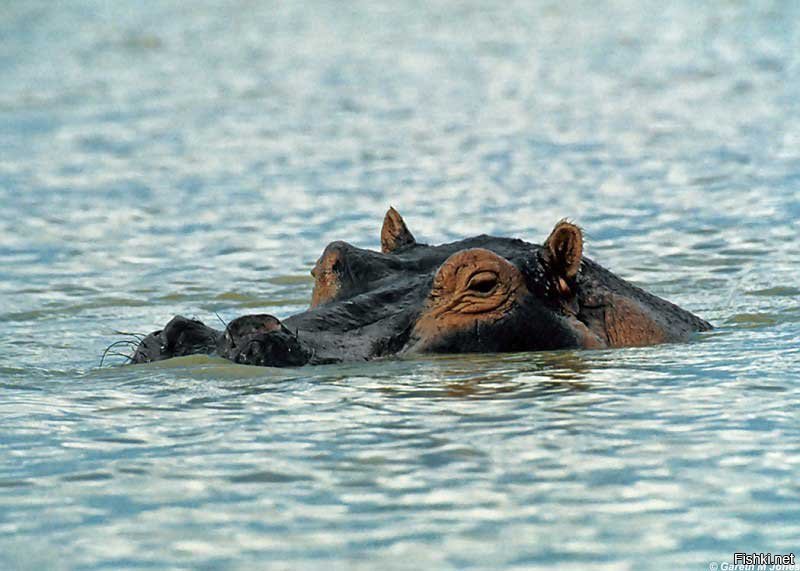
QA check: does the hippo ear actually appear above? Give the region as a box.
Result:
[544,220,583,288]
[381,207,416,253]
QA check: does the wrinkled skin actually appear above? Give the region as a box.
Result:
[129,208,712,367]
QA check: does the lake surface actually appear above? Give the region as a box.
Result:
[1,1,799,569]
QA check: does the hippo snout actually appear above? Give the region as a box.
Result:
[217,314,311,367]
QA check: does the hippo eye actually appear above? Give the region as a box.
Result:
[466,271,498,294]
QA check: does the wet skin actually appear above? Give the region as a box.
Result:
[129,208,712,367]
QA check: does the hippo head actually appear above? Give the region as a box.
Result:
[129,207,710,367]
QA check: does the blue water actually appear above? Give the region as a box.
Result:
[2,1,799,569]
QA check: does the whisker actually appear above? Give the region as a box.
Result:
[108,351,134,363]
[100,340,139,367]
[112,330,147,341]
[214,311,229,329]
[215,311,233,339]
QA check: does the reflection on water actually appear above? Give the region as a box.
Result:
[2,0,800,569]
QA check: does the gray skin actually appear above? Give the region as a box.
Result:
[128,209,712,367]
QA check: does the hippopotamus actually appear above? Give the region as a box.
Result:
[126,208,712,367]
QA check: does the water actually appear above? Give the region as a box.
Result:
[1,1,799,569]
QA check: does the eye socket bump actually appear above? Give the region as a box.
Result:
[466,271,499,294]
